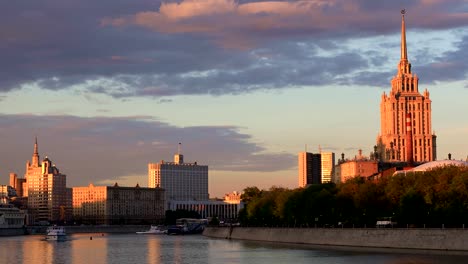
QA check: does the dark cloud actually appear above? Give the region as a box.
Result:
[415,34,468,84]
[0,0,467,97]
[0,114,296,187]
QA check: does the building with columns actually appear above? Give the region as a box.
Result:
[377,11,437,163]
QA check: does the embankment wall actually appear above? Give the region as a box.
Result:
[27,225,148,234]
[203,227,468,251]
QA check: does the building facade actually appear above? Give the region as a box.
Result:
[169,200,243,222]
[298,152,322,187]
[299,151,335,186]
[223,191,242,204]
[23,138,71,223]
[340,160,378,182]
[72,183,165,225]
[0,185,17,200]
[320,152,335,183]
[9,173,26,198]
[377,12,436,163]
[148,151,208,201]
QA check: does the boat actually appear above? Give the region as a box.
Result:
[0,204,27,236]
[166,225,187,235]
[136,225,167,234]
[45,226,66,241]
[0,204,26,229]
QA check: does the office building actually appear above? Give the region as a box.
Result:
[148,146,208,201]
[320,152,335,183]
[377,11,437,162]
[298,152,322,187]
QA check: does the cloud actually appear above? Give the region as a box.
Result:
[0,0,467,97]
[415,33,468,83]
[0,114,296,187]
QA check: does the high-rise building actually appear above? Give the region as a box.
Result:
[148,146,208,201]
[320,152,335,183]
[377,11,436,163]
[9,173,25,197]
[298,152,321,187]
[24,138,71,223]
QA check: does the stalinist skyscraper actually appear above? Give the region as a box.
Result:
[377,11,437,163]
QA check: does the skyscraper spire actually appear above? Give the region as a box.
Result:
[400,9,407,61]
[174,142,184,164]
[34,136,38,155]
[32,136,40,166]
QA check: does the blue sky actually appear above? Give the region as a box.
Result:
[0,0,467,197]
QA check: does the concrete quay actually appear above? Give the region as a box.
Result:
[27,225,149,235]
[203,227,468,252]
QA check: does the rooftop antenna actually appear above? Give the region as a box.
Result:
[178,142,181,154]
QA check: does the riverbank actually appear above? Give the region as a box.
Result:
[0,227,28,236]
[203,227,468,252]
[26,225,149,235]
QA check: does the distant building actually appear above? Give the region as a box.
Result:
[337,150,378,182]
[394,160,468,175]
[72,183,165,225]
[223,191,242,204]
[9,173,26,198]
[22,138,71,223]
[298,152,321,187]
[320,152,335,183]
[169,200,243,222]
[0,185,17,199]
[299,151,335,186]
[148,146,208,202]
[377,11,436,163]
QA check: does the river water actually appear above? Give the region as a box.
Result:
[0,233,466,264]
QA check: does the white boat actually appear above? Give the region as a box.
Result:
[0,204,26,229]
[136,225,166,234]
[45,226,67,241]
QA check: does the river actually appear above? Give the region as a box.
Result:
[0,233,466,263]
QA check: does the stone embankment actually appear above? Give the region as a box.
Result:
[0,228,28,236]
[27,225,148,234]
[203,227,468,252]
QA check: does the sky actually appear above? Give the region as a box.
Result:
[0,0,467,198]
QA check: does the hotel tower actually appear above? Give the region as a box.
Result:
[377,11,437,163]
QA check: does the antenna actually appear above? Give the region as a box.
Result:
[178,142,181,154]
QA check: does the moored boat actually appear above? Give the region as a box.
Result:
[136,225,167,234]
[45,226,66,241]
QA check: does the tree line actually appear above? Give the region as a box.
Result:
[238,166,468,228]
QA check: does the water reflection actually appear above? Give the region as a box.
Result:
[71,234,108,264]
[147,237,160,264]
[0,234,467,264]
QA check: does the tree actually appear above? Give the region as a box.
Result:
[241,186,263,204]
[398,189,428,225]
